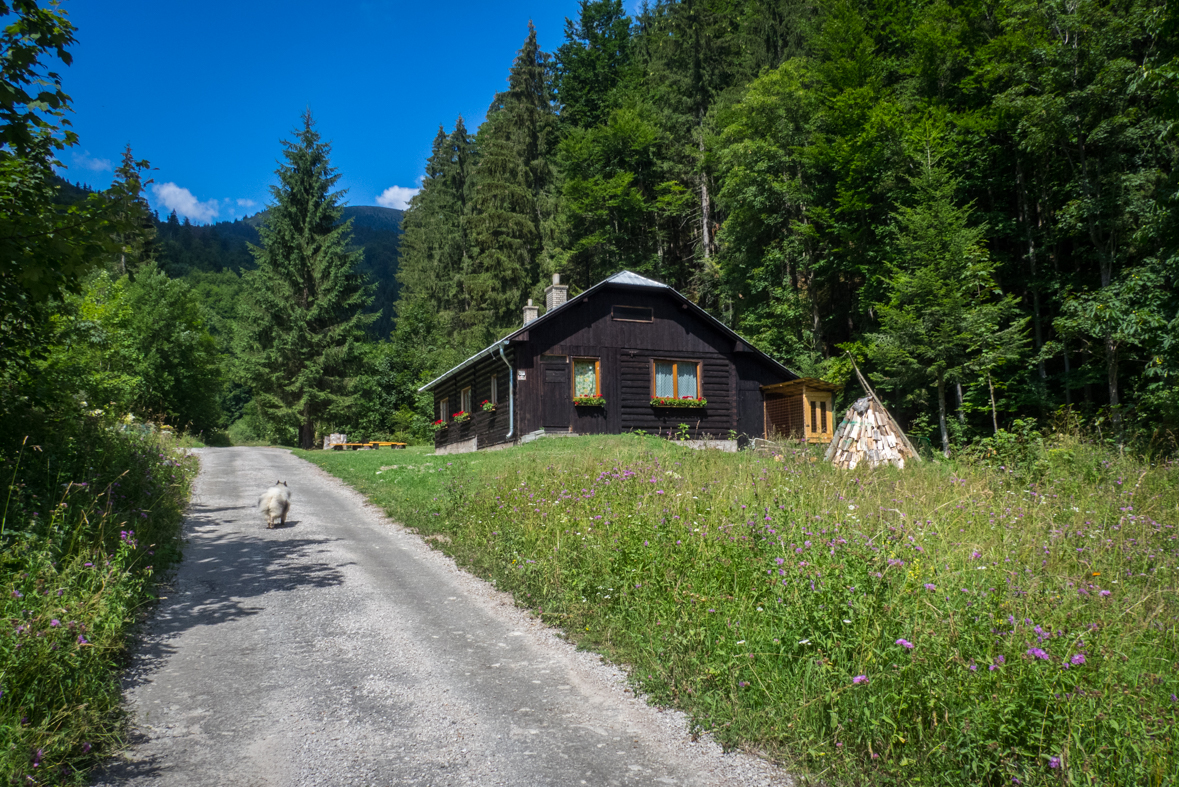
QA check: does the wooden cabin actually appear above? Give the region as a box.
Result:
[420,271,800,454]
[761,378,841,444]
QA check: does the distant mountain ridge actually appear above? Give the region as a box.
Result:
[48,174,403,336]
[156,205,403,337]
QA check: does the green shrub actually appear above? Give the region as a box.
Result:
[0,420,194,783]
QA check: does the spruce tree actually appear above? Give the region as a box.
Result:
[466,23,558,341]
[109,144,157,276]
[397,116,476,349]
[869,156,1024,457]
[239,112,376,449]
[555,0,634,129]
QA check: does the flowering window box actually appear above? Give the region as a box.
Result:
[480,400,496,413]
[573,395,606,407]
[431,419,447,433]
[650,397,707,408]
[451,411,471,424]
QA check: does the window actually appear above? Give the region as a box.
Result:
[489,374,498,405]
[612,305,653,322]
[460,387,472,415]
[439,397,449,423]
[540,354,567,364]
[653,360,700,399]
[573,358,600,396]
[810,400,829,433]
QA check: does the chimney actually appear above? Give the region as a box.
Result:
[544,273,568,312]
[523,298,539,326]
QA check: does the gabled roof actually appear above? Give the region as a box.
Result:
[419,270,796,391]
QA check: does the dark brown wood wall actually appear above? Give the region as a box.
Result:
[432,348,517,450]
[511,286,791,439]
[429,285,793,447]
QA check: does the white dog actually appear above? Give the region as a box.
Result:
[258,481,290,529]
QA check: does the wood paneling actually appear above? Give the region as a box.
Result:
[431,284,794,447]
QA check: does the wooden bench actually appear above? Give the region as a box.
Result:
[328,442,406,450]
[370,442,406,449]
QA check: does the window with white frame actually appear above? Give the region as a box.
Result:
[489,374,498,405]
[439,397,449,423]
[460,387,472,415]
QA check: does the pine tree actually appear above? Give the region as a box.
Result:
[109,144,157,276]
[870,154,1025,457]
[238,112,376,449]
[397,116,475,346]
[555,0,634,130]
[466,23,558,341]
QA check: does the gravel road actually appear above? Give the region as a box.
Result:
[93,447,794,787]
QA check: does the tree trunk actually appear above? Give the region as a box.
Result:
[1016,161,1047,381]
[956,381,965,424]
[937,371,950,459]
[1106,334,1122,442]
[988,373,999,434]
[300,404,314,450]
[1062,340,1072,405]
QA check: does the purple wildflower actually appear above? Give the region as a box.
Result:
[924,583,936,591]
[896,638,914,650]
[1069,654,1086,666]
[1027,647,1049,661]
[1049,756,1060,769]
[853,675,868,684]
[49,619,60,628]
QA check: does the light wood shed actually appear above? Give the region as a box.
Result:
[760,378,841,443]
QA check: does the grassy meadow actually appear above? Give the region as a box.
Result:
[0,423,195,784]
[303,434,1179,786]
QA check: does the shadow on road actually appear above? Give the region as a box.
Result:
[120,502,347,692]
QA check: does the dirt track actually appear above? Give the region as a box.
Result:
[92,447,793,787]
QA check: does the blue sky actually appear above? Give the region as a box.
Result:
[56,0,620,223]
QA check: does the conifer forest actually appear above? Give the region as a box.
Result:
[1,0,1176,451]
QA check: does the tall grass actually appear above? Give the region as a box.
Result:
[307,434,1178,786]
[0,420,195,784]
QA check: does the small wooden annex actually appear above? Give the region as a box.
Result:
[761,378,841,444]
[419,271,801,453]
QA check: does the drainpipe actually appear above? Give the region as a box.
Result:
[497,342,515,439]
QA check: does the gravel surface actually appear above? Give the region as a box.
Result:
[93,447,795,787]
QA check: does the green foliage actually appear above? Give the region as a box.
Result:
[307,434,1179,787]
[237,112,377,449]
[34,266,222,432]
[554,0,635,130]
[0,421,195,783]
[465,23,559,340]
[870,148,1028,456]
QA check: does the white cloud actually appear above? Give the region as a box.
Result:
[376,185,419,210]
[73,151,112,172]
[237,198,257,209]
[152,182,219,223]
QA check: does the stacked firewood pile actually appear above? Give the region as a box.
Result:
[824,396,919,470]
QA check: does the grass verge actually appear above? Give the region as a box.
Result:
[0,420,196,784]
[300,435,1178,786]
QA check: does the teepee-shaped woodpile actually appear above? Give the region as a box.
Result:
[824,396,920,470]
